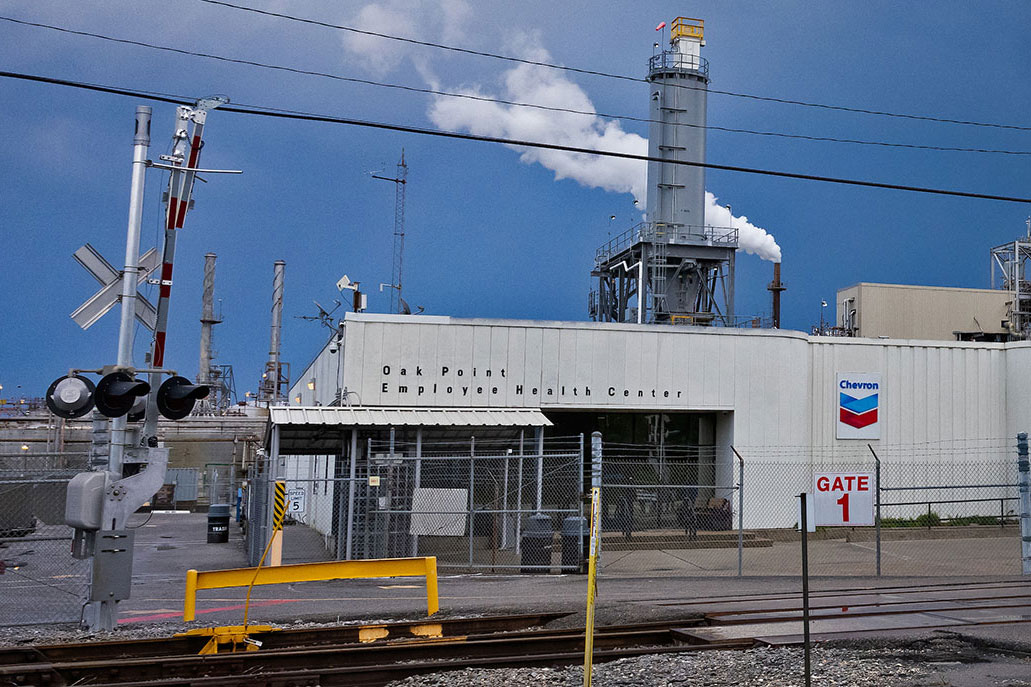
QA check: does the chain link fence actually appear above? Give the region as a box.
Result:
[595,438,1025,578]
[0,452,91,626]
[239,434,1026,603]
[246,436,586,572]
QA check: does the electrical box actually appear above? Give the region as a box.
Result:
[90,530,134,602]
[65,471,108,530]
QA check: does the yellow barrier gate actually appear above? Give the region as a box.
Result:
[183,556,439,622]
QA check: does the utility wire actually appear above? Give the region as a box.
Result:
[197,0,1031,133]
[1,15,1029,157]
[2,69,1029,205]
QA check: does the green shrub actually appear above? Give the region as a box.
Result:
[913,511,941,528]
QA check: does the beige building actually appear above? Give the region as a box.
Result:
[836,282,1011,341]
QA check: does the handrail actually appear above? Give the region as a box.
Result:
[596,221,739,264]
[649,51,709,77]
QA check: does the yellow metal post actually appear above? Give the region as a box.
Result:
[424,556,439,615]
[583,486,601,687]
[184,569,198,622]
[270,480,286,567]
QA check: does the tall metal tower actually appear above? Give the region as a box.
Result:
[258,260,289,404]
[590,18,738,326]
[991,218,1031,339]
[373,150,408,314]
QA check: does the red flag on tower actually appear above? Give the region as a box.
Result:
[655,21,667,31]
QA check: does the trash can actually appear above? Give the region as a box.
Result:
[561,516,589,574]
[207,503,231,543]
[520,513,554,574]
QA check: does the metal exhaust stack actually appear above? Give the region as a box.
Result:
[261,259,286,404]
[768,262,786,329]
[198,252,217,386]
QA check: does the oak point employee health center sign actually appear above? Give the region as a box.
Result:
[837,372,881,440]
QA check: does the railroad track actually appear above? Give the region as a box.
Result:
[2,580,1028,687]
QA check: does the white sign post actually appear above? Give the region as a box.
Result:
[813,472,875,526]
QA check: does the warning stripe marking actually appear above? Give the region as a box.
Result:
[273,480,287,530]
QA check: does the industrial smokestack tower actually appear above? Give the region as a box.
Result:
[259,260,289,404]
[198,252,218,386]
[768,262,785,329]
[591,17,738,326]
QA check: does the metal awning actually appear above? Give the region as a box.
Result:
[266,406,552,455]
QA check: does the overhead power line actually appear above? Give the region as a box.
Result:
[1,15,1028,157]
[2,69,1029,205]
[197,0,1031,133]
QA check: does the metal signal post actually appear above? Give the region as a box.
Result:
[47,101,239,631]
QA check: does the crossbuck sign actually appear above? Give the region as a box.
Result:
[70,243,159,330]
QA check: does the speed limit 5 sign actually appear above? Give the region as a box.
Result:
[813,472,875,526]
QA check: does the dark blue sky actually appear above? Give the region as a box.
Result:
[2,1,1030,400]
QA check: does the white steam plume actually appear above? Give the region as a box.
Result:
[704,193,782,263]
[339,11,781,262]
[426,48,781,262]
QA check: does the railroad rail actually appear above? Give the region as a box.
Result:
[2,580,1029,687]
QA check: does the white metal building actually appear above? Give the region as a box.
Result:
[272,313,1028,534]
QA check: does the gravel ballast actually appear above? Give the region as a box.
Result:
[386,640,1029,687]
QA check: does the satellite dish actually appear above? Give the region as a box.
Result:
[336,275,352,292]
[400,298,412,315]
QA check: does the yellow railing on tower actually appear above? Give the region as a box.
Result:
[671,17,704,41]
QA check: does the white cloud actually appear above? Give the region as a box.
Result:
[341,0,471,79]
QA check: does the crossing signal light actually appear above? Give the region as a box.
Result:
[94,371,151,418]
[156,376,209,420]
[45,375,96,419]
[127,395,148,423]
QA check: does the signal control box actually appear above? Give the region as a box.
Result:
[66,471,109,530]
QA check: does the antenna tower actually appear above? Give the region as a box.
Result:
[373,150,408,314]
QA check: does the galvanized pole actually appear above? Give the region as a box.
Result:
[536,427,545,512]
[732,446,744,577]
[591,432,603,491]
[413,427,422,557]
[516,429,524,556]
[345,429,357,560]
[109,106,151,475]
[799,492,812,687]
[1018,432,1030,576]
[869,444,882,576]
[468,436,476,568]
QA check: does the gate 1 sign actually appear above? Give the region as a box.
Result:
[813,472,875,526]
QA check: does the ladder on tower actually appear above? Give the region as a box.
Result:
[649,242,670,321]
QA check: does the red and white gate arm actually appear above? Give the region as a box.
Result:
[142,96,232,443]
[152,105,208,368]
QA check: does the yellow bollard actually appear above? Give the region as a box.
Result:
[583,487,601,687]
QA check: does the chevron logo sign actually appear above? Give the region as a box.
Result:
[836,373,881,439]
[840,392,878,428]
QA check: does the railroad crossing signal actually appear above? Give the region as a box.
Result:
[156,376,210,420]
[93,371,151,418]
[44,374,96,419]
[71,243,159,330]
